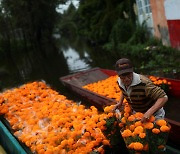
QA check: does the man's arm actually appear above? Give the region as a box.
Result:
[141,96,168,122]
[113,91,124,111]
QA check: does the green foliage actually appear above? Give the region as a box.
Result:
[127,23,150,45]
[0,0,67,55]
[71,0,136,44]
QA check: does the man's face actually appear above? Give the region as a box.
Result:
[119,72,133,87]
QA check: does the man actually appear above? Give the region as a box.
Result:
[114,58,168,122]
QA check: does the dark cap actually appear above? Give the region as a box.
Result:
[115,58,133,75]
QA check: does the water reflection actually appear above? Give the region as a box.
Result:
[0,36,179,122]
[62,46,91,73]
[0,36,179,92]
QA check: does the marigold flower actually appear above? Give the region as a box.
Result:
[139,133,146,138]
[148,115,155,122]
[134,112,143,120]
[124,112,129,118]
[156,119,167,126]
[122,129,132,138]
[119,122,124,128]
[129,124,135,131]
[102,139,110,145]
[128,143,134,149]
[152,128,160,134]
[143,144,149,151]
[160,125,170,132]
[121,117,126,124]
[128,115,135,121]
[143,122,154,129]
[158,145,165,149]
[134,121,142,127]
[134,126,144,135]
[104,105,114,113]
[133,142,143,151]
[124,106,131,113]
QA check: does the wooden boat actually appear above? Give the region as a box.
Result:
[60,67,180,148]
[0,120,26,154]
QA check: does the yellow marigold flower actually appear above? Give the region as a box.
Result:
[122,129,132,138]
[139,133,146,138]
[152,128,160,134]
[134,126,144,135]
[156,119,167,126]
[133,142,143,151]
[143,122,154,129]
[160,125,170,132]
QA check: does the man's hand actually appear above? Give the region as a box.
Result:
[112,101,122,112]
[141,97,168,123]
[141,110,153,123]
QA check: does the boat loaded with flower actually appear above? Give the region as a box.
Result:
[0,81,129,153]
[0,68,179,154]
[60,67,180,150]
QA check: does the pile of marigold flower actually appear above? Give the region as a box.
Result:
[0,81,118,154]
[105,102,171,154]
[82,75,171,101]
[148,76,171,86]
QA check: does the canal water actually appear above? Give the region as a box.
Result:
[0,37,179,122]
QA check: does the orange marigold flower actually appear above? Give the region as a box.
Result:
[121,117,126,124]
[124,112,129,118]
[129,125,135,131]
[119,122,124,128]
[160,125,170,132]
[122,129,132,138]
[139,133,146,138]
[107,112,114,117]
[156,119,167,126]
[134,126,144,135]
[104,105,114,113]
[148,115,155,122]
[143,144,149,151]
[158,145,165,149]
[133,142,143,151]
[124,106,131,113]
[128,143,134,149]
[128,115,135,122]
[134,112,143,120]
[134,121,142,127]
[102,139,110,145]
[143,122,154,129]
[152,128,160,134]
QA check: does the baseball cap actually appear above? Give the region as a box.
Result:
[115,58,133,75]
